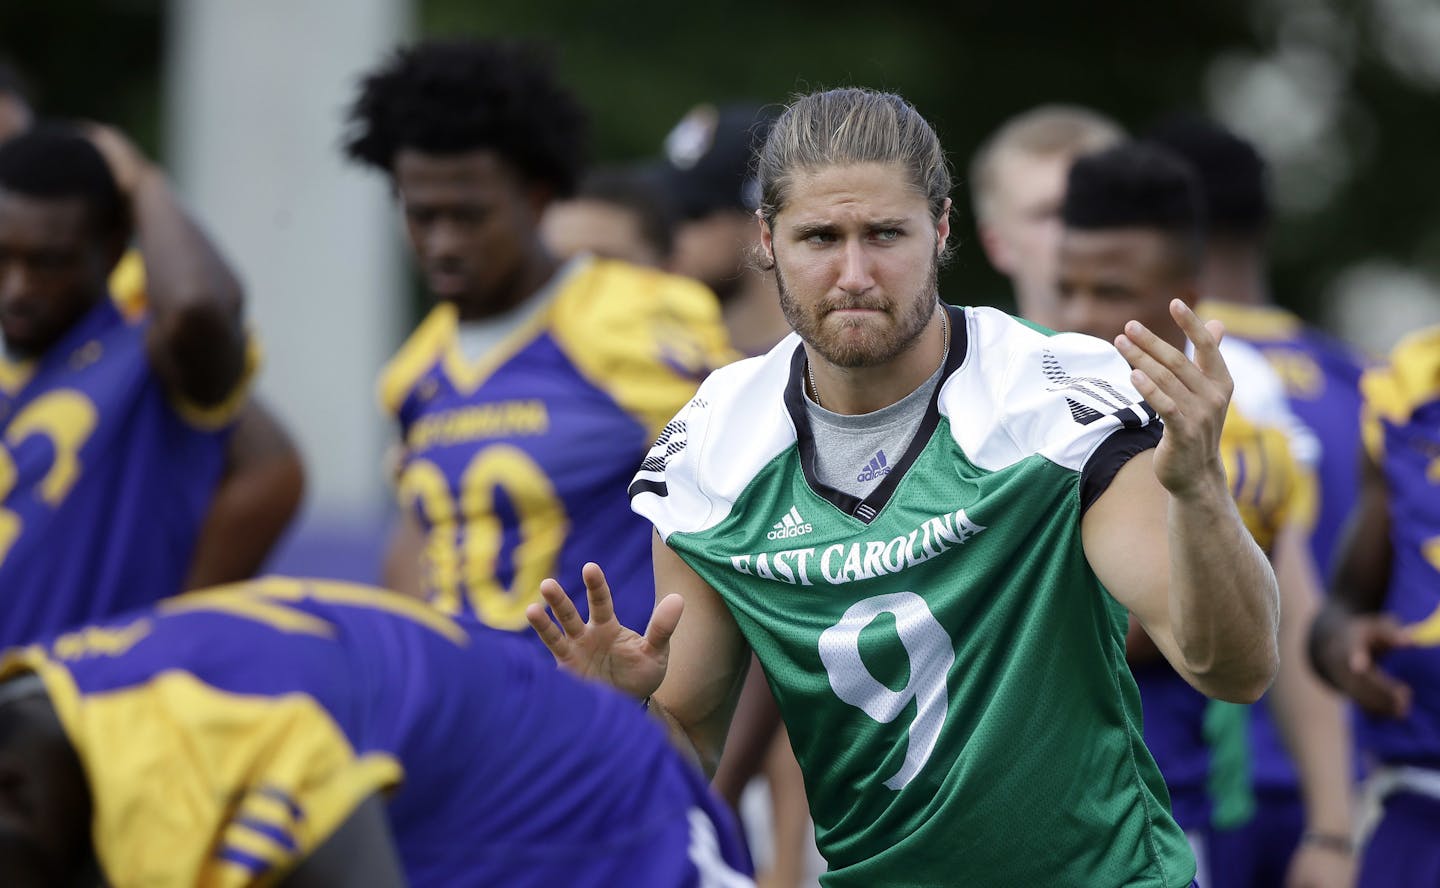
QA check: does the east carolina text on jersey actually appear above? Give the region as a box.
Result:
[731,508,986,585]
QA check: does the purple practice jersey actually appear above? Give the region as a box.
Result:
[0,296,237,649]
[1131,405,1303,831]
[1201,301,1367,794]
[1201,302,1365,565]
[379,257,732,638]
[0,577,753,887]
[1359,328,1440,768]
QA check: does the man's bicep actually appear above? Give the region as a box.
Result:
[651,531,751,770]
[1081,451,1184,667]
[147,310,250,409]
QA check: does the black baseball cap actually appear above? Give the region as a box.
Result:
[649,102,779,220]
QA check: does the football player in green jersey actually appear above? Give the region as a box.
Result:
[530,87,1278,887]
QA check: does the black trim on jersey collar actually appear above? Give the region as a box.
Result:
[785,303,969,525]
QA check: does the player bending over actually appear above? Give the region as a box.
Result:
[0,577,752,887]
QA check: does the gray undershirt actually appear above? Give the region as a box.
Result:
[804,359,945,500]
[453,256,581,362]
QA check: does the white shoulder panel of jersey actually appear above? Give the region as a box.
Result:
[1218,337,1322,467]
[941,307,1157,473]
[630,333,802,540]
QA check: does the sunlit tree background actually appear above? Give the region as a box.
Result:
[6,0,1438,350]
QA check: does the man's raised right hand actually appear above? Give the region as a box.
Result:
[526,561,684,701]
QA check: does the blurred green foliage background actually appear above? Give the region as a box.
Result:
[5,0,1438,328]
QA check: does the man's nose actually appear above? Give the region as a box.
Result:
[835,240,875,294]
[422,218,466,261]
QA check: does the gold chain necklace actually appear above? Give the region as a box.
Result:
[807,308,950,410]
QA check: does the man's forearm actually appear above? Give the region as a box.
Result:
[1307,599,1354,690]
[131,169,248,403]
[1269,528,1353,834]
[1167,478,1280,702]
[1270,677,1353,834]
[132,169,243,321]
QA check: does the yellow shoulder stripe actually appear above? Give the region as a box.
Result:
[163,577,470,647]
[1361,325,1440,459]
[550,259,737,439]
[1198,301,1300,343]
[247,576,471,647]
[376,303,457,416]
[158,591,338,638]
[108,249,149,321]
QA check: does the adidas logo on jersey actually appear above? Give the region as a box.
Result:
[856,450,891,483]
[766,505,813,540]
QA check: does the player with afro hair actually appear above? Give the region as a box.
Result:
[345,39,587,200]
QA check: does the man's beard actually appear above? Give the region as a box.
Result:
[775,251,939,368]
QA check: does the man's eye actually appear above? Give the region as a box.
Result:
[873,228,901,242]
[804,232,835,244]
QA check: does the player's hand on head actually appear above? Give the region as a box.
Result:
[81,122,154,199]
[525,561,683,701]
[1320,612,1414,719]
[1113,299,1233,498]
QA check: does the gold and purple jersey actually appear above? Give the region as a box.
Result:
[379,257,732,635]
[0,285,249,649]
[1359,327,1440,767]
[1132,402,1308,828]
[1202,297,1368,799]
[1201,302,1364,566]
[0,577,752,887]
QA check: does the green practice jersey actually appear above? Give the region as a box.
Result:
[631,305,1195,887]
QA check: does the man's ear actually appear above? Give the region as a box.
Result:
[936,197,952,257]
[757,209,775,265]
